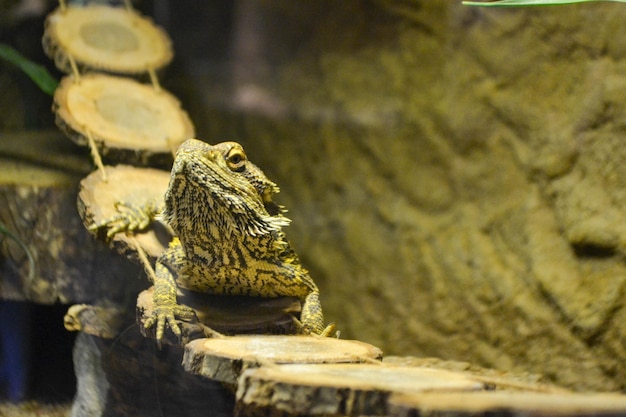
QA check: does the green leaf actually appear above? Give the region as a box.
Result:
[0,43,58,95]
[463,0,626,6]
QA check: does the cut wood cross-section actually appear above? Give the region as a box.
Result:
[388,391,626,417]
[236,363,484,417]
[43,5,173,75]
[54,73,194,165]
[183,335,384,386]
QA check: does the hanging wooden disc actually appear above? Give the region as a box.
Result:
[235,364,484,417]
[43,5,173,75]
[54,73,194,164]
[387,391,626,417]
[183,336,384,385]
[77,164,171,261]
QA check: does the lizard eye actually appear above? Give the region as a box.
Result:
[226,148,247,172]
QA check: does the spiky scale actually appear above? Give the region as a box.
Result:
[95,138,333,341]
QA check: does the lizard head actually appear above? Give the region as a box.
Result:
[163,138,290,239]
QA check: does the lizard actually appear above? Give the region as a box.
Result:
[92,138,334,342]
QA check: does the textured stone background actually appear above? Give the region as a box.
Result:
[195,1,626,391]
[4,0,626,395]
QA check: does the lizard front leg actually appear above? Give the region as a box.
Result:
[90,199,163,238]
[143,238,196,342]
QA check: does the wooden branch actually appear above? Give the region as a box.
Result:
[64,303,132,339]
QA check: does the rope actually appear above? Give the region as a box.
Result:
[129,236,158,284]
[85,128,108,182]
[67,53,81,83]
[148,67,162,93]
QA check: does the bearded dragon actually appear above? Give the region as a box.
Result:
[92,138,334,342]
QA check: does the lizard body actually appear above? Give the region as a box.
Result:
[94,139,331,341]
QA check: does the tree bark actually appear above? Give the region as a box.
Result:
[0,130,143,303]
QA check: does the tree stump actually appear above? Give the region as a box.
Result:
[387,391,626,417]
[71,328,235,417]
[183,335,383,386]
[235,363,484,417]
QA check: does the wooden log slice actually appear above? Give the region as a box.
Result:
[183,336,383,386]
[387,391,626,417]
[384,356,568,393]
[137,288,303,346]
[235,364,484,417]
[43,5,173,75]
[54,73,194,165]
[77,164,171,262]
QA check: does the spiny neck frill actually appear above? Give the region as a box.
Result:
[163,151,291,271]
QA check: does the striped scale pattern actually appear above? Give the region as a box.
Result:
[146,139,330,341]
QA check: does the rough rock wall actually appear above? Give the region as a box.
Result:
[201,1,626,391]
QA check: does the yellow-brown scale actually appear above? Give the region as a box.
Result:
[98,138,333,342]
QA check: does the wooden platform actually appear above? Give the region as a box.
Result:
[183,335,383,385]
[236,363,483,416]
[388,391,626,417]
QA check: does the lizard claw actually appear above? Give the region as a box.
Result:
[144,303,197,343]
[319,322,337,338]
[292,316,337,338]
[89,200,159,238]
